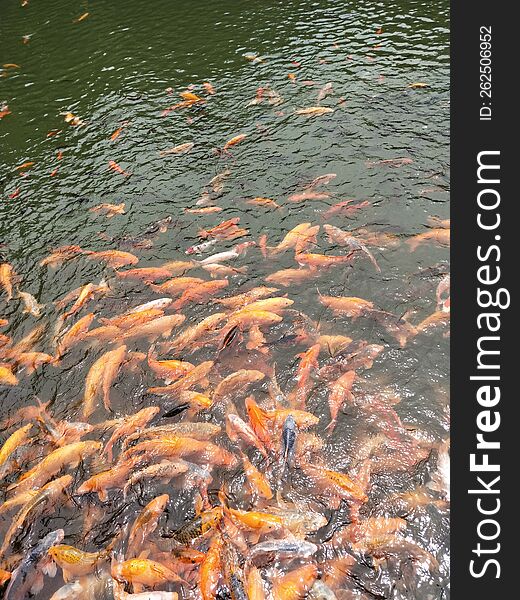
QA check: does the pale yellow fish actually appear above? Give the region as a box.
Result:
[18,291,44,317]
[160,142,194,156]
[295,107,334,116]
[89,203,126,217]
[0,423,32,469]
[74,12,90,23]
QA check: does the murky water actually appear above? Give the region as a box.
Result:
[1,1,449,598]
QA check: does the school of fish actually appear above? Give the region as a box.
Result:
[1,13,450,600]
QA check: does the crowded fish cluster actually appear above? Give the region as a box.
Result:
[1,20,449,600]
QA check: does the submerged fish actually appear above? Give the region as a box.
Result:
[281,414,297,470]
[90,203,126,217]
[0,263,15,302]
[0,475,73,557]
[3,529,64,600]
[250,539,318,561]
[17,291,44,317]
[295,107,334,116]
[160,142,195,156]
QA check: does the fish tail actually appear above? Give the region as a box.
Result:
[407,238,419,252]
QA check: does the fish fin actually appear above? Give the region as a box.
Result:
[30,573,45,595]
[194,492,204,516]
[41,557,57,578]
[61,568,74,583]
[248,531,261,545]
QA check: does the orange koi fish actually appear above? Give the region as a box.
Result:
[14,161,34,171]
[216,286,279,309]
[0,475,73,557]
[246,566,266,600]
[288,190,331,202]
[408,228,450,251]
[296,252,353,269]
[10,441,101,493]
[322,199,370,219]
[245,396,273,450]
[127,494,169,557]
[180,91,203,103]
[161,99,194,116]
[318,294,374,318]
[151,276,206,296]
[0,263,15,301]
[83,345,127,418]
[265,268,317,287]
[223,134,247,150]
[90,202,126,217]
[271,223,319,254]
[86,250,138,268]
[100,307,165,330]
[172,280,229,310]
[227,508,282,532]
[246,197,280,209]
[121,314,186,341]
[199,534,223,600]
[198,217,240,240]
[327,370,356,432]
[302,464,368,504]
[288,343,320,408]
[147,351,194,383]
[265,407,319,431]
[123,460,190,497]
[123,437,237,468]
[318,334,353,356]
[104,406,159,461]
[213,369,265,403]
[295,106,334,116]
[160,142,194,156]
[0,423,33,469]
[40,245,85,268]
[59,280,110,319]
[77,456,144,502]
[242,454,273,499]
[186,206,223,214]
[272,564,318,600]
[112,558,185,587]
[14,351,54,374]
[108,160,131,176]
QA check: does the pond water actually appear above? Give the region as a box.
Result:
[1,1,449,598]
